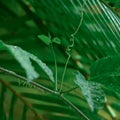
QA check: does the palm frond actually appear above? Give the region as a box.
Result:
[0,0,120,120]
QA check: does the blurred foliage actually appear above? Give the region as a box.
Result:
[0,0,120,120]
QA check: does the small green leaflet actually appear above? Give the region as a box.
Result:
[52,37,61,44]
[38,34,61,45]
[0,40,54,82]
[38,35,51,45]
[74,71,105,111]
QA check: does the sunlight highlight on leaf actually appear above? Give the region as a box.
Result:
[7,45,39,81]
[0,40,54,82]
[74,71,105,111]
[29,54,54,82]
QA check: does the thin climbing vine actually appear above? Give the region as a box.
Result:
[0,0,120,120]
[59,1,85,92]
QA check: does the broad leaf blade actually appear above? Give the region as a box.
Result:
[90,56,120,96]
[75,71,105,111]
[0,40,54,82]
[90,56,120,78]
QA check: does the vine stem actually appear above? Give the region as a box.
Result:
[0,66,89,120]
[0,67,55,94]
[51,43,58,91]
[60,95,90,120]
[61,86,79,94]
[59,55,71,92]
[59,0,85,92]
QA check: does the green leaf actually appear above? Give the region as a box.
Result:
[1,0,120,119]
[0,40,54,82]
[52,37,61,44]
[90,56,120,96]
[38,34,51,45]
[90,56,120,78]
[28,53,54,82]
[74,71,105,111]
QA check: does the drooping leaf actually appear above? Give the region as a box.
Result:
[0,40,54,82]
[74,71,105,111]
[38,34,51,45]
[29,53,54,82]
